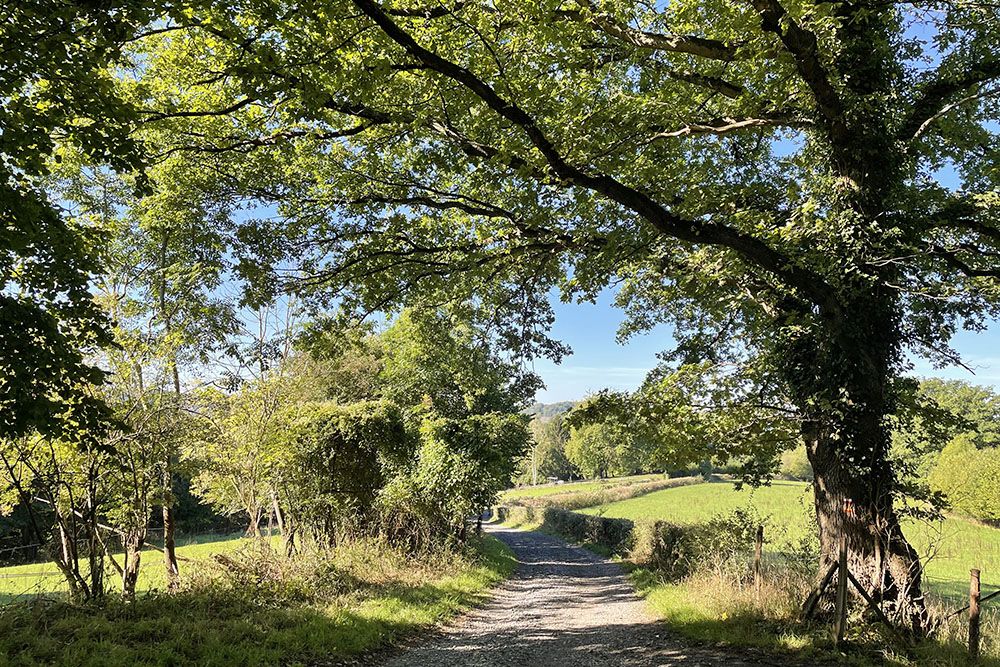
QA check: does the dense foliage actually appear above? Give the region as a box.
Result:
[901,379,1000,523]
[0,0,155,442]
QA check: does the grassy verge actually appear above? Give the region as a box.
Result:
[630,567,999,666]
[0,536,515,666]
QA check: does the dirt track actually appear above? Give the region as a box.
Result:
[378,524,779,666]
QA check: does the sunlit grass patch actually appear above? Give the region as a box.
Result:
[579,480,1000,600]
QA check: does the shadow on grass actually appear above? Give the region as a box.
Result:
[0,579,484,666]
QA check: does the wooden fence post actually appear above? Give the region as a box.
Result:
[833,499,855,648]
[834,531,849,646]
[970,568,981,661]
[754,525,763,596]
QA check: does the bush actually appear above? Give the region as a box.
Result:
[378,413,530,548]
[498,503,812,586]
[630,521,698,580]
[540,508,634,555]
[278,400,411,541]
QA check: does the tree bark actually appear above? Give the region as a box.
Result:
[162,467,179,591]
[789,292,929,634]
[122,529,145,601]
[246,506,262,537]
[806,424,928,634]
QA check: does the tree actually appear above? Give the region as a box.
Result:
[408,413,530,540]
[564,423,618,479]
[570,362,798,481]
[48,135,240,590]
[1,0,156,444]
[929,434,1000,522]
[301,308,541,419]
[780,445,813,481]
[119,0,1000,628]
[520,417,574,485]
[0,433,108,601]
[912,379,1000,448]
[273,400,411,546]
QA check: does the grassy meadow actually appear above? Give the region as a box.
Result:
[0,533,250,603]
[577,479,1000,600]
[0,536,515,665]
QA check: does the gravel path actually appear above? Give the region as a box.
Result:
[379,524,777,667]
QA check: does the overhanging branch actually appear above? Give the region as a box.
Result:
[566,1,736,61]
[350,0,841,313]
[900,57,1000,142]
[749,0,847,146]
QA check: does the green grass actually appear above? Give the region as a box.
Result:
[580,479,1000,600]
[0,533,251,603]
[630,565,999,666]
[501,473,663,500]
[0,536,516,666]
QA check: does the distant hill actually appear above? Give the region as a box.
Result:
[525,401,578,419]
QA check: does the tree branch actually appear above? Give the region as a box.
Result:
[749,0,847,144]
[383,1,466,18]
[649,115,813,140]
[903,66,1000,141]
[350,0,841,312]
[931,244,1000,278]
[564,2,736,61]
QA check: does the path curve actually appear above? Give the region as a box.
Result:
[379,524,778,666]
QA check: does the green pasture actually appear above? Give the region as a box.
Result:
[0,533,250,603]
[579,479,1000,601]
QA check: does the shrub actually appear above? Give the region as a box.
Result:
[379,413,530,547]
[277,400,411,542]
[540,507,634,554]
[630,521,699,580]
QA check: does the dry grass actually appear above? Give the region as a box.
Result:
[509,476,704,511]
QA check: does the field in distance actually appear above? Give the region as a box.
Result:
[502,474,665,500]
[577,478,1000,601]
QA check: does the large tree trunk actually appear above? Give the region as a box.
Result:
[786,292,929,634]
[806,424,928,634]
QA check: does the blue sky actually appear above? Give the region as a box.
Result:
[531,291,1000,403]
